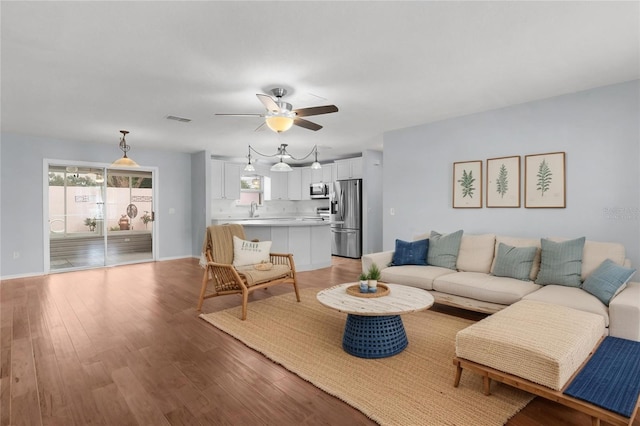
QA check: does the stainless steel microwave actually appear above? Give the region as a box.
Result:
[310,183,330,199]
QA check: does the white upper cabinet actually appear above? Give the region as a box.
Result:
[299,167,311,200]
[270,171,289,200]
[335,157,362,180]
[310,163,335,184]
[211,159,242,200]
[288,168,302,200]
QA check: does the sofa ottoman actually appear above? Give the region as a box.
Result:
[455,299,605,391]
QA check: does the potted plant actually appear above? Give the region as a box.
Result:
[141,211,152,229]
[367,263,381,292]
[358,272,369,292]
[84,217,97,232]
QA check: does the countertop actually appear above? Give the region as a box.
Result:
[212,217,332,227]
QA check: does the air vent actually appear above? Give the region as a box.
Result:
[166,115,192,123]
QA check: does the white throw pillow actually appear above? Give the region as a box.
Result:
[232,236,272,267]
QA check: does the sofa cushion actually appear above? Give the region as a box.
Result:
[581,259,636,306]
[522,285,610,326]
[456,234,496,273]
[550,237,627,280]
[433,272,541,305]
[390,238,428,266]
[491,236,541,281]
[427,229,463,270]
[380,265,456,291]
[535,237,586,287]
[492,243,537,281]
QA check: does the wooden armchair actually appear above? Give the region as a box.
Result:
[197,224,300,320]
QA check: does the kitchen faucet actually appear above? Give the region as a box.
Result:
[249,201,258,218]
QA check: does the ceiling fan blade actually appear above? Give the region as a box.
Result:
[256,94,280,113]
[293,105,338,117]
[294,117,322,131]
[214,113,263,117]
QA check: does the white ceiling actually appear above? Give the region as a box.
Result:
[2,1,638,164]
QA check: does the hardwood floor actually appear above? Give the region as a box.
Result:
[1,257,637,426]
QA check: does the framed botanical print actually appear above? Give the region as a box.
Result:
[524,152,566,208]
[486,156,520,208]
[453,160,482,208]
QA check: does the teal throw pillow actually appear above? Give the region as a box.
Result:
[535,237,586,287]
[492,243,537,281]
[581,259,636,305]
[391,239,429,266]
[427,230,463,270]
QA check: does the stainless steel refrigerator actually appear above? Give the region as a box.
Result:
[330,179,362,258]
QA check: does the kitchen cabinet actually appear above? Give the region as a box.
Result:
[335,157,362,180]
[211,160,241,200]
[311,163,334,184]
[300,167,312,200]
[288,168,302,200]
[269,171,289,200]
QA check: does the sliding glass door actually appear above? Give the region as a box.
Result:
[47,164,154,271]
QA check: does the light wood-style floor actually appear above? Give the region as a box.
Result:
[1,257,637,426]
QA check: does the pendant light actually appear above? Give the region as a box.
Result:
[111,130,139,167]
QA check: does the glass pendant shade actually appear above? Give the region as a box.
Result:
[244,162,255,172]
[270,159,293,172]
[311,161,322,170]
[111,130,139,167]
[265,115,294,133]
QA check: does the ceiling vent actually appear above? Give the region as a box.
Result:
[166,115,192,123]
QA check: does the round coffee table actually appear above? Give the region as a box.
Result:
[316,283,434,358]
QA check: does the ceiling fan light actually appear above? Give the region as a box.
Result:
[265,115,294,133]
[270,160,293,172]
[311,161,322,170]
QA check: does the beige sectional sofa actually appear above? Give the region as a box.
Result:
[362,232,640,342]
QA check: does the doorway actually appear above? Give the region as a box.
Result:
[47,163,156,271]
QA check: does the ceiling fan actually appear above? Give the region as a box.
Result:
[215,88,338,132]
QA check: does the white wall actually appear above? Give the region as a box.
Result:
[362,148,383,254]
[0,133,193,278]
[383,80,640,266]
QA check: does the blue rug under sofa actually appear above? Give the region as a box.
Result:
[564,336,640,418]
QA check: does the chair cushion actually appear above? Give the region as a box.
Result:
[233,236,272,267]
[236,264,291,286]
[535,237,586,287]
[427,229,463,270]
[549,237,627,280]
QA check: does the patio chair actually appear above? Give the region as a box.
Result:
[197,224,300,320]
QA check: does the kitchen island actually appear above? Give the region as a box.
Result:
[211,218,331,271]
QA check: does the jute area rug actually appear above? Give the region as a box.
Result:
[199,288,533,426]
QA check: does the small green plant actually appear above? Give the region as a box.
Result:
[367,263,381,281]
[496,163,509,198]
[109,226,120,232]
[141,211,152,228]
[84,217,97,231]
[358,272,368,281]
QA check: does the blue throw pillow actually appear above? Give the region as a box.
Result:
[391,239,429,266]
[581,259,636,305]
[535,237,586,287]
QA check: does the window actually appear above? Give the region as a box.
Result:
[237,175,263,205]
